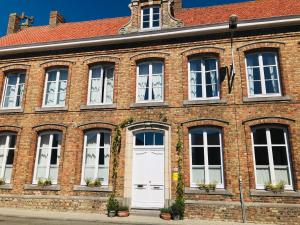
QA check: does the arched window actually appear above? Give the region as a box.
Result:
[0,133,16,183]
[43,68,68,107]
[33,131,62,184]
[188,57,219,100]
[136,60,164,102]
[245,52,281,96]
[1,72,25,109]
[189,127,224,189]
[81,130,111,186]
[252,126,293,190]
[88,64,114,105]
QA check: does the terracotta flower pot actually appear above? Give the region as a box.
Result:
[118,211,130,217]
[160,213,172,220]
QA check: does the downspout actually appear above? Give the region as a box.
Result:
[229,15,246,223]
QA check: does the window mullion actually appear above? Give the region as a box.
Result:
[95,132,100,180]
[0,136,9,179]
[87,69,92,104]
[202,60,206,98]
[150,8,153,28]
[204,131,209,184]
[45,134,53,180]
[55,71,60,105]
[149,64,153,101]
[13,75,20,107]
[81,134,88,185]
[99,67,104,103]
[259,54,266,95]
[103,68,108,104]
[266,129,275,183]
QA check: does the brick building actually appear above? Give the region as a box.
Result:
[0,0,299,224]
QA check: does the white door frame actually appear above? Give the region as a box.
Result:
[123,122,171,209]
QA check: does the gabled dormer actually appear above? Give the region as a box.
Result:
[119,0,183,34]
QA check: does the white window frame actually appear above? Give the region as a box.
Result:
[133,130,165,149]
[87,65,114,106]
[0,133,16,184]
[188,58,220,100]
[245,52,282,97]
[189,127,224,189]
[33,131,61,185]
[1,72,25,109]
[251,126,293,190]
[42,68,68,108]
[136,60,164,103]
[81,130,111,186]
[141,6,161,31]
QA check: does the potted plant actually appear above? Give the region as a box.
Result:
[171,199,185,220]
[117,205,130,217]
[0,179,5,186]
[265,181,285,193]
[160,208,172,220]
[198,183,216,192]
[106,195,119,217]
[85,178,102,187]
[37,178,52,187]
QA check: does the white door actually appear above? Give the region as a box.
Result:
[132,131,165,209]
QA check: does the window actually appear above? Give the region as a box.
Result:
[33,131,62,184]
[141,6,160,30]
[246,52,281,96]
[135,131,164,146]
[0,133,16,183]
[137,61,163,102]
[189,58,219,100]
[252,126,293,190]
[1,72,25,108]
[81,130,111,186]
[88,65,114,105]
[190,127,224,188]
[43,68,68,107]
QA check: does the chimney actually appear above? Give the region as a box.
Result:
[49,11,65,27]
[7,13,21,34]
[173,0,183,14]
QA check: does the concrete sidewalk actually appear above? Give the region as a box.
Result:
[0,207,267,225]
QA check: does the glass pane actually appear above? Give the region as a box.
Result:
[48,71,57,81]
[19,74,26,84]
[192,147,204,165]
[0,136,7,148]
[143,22,150,28]
[86,132,97,148]
[143,8,150,15]
[9,135,16,148]
[272,146,288,165]
[153,21,160,27]
[209,167,222,184]
[145,132,154,145]
[84,166,94,180]
[270,128,285,144]
[6,149,14,165]
[7,75,18,85]
[85,148,96,165]
[98,167,109,184]
[52,133,61,148]
[207,128,220,145]
[190,60,201,71]
[274,168,290,185]
[49,166,58,181]
[105,67,114,104]
[153,7,160,14]
[252,67,261,81]
[152,63,163,74]
[253,81,262,94]
[265,80,279,94]
[208,147,221,165]
[99,148,104,165]
[4,167,12,182]
[50,148,58,165]
[40,134,50,148]
[100,133,104,147]
[253,128,267,144]
[264,66,278,80]
[139,64,149,75]
[262,53,276,65]
[153,14,160,21]
[205,59,216,71]
[91,67,101,79]
[254,147,269,165]
[59,70,68,81]
[136,133,144,146]
[256,168,271,185]
[246,54,259,67]
[191,132,203,145]
[192,167,205,184]
[155,133,163,145]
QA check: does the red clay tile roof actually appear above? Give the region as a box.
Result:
[0,0,300,48]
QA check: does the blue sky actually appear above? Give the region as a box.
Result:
[0,0,250,36]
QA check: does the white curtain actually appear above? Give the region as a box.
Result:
[45,82,57,105]
[4,75,17,107]
[137,75,148,101]
[58,80,67,105]
[247,68,254,95]
[84,132,97,180]
[256,167,271,185]
[190,72,197,99]
[192,167,205,184]
[209,167,222,184]
[210,71,218,97]
[152,74,162,100]
[275,167,290,185]
[269,66,279,93]
[105,68,114,104]
[89,67,102,104]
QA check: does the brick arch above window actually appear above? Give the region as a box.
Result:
[84,56,120,66]
[181,118,229,129]
[32,123,67,133]
[0,125,22,134]
[0,64,30,73]
[39,60,74,69]
[237,41,285,53]
[76,121,115,131]
[242,116,295,127]
[130,51,170,64]
[181,46,225,58]
[127,120,170,131]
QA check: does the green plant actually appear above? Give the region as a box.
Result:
[37,178,52,187]
[160,208,171,214]
[85,178,93,186]
[171,199,185,219]
[0,179,5,185]
[118,205,129,211]
[106,195,119,212]
[94,178,101,187]
[265,181,285,192]
[85,178,102,187]
[198,183,217,192]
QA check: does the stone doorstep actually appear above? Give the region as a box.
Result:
[0,207,263,225]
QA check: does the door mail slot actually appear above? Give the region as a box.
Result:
[152,186,163,190]
[137,184,145,188]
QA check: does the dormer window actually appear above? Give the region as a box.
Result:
[141,6,160,30]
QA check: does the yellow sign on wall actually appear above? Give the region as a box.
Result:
[172,172,178,181]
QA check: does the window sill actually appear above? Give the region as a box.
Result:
[0,108,23,114]
[250,189,300,197]
[243,95,291,103]
[80,104,117,110]
[130,102,169,108]
[24,184,61,191]
[35,107,68,112]
[185,187,233,196]
[0,184,13,190]
[183,99,226,106]
[73,185,112,192]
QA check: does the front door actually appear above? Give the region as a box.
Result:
[132,131,165,209]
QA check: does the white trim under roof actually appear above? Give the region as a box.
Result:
[0,15,300,56]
